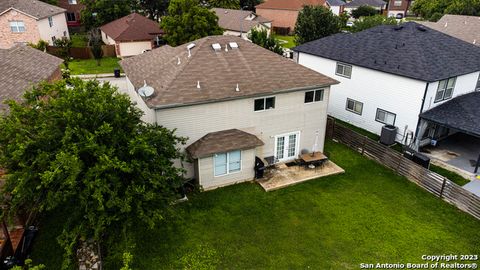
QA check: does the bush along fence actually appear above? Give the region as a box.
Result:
[47,45,116,60]
[326,117,480,220]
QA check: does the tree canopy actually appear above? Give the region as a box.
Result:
[411,0,480,21]
[0,79,186,267]
[206,0,240,9]
[160,0,223,46]
[351,5,380,19]
[80,0,135,29]
[137,0,170,21]
[248,29,283,55]
[350,15,398,33]
[294,6,342,45]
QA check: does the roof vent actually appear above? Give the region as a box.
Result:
[235,83,240,92]
[197,81,201,89]
[229,42,239,49]
[225,44,229,52]
[416,25,427,32]
[177,57,181,65]
[187,43,196,50]
[394,25,404,31]
[138,81,155,98]
[212,43,221,51]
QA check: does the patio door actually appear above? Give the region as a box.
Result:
[275,131,300,162]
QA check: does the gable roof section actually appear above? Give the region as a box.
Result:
[121,35,338,109]
[100,13,163,42]
[0,0,65,19]
[419,92,480,137]
[212,8,271,32]
[344,0,386,7]
[0,46,63,113]
[186,129,264,158]
[326,0,345,6]
[294,22,480,82]
[420,15,480,46]
[255,0,326,11]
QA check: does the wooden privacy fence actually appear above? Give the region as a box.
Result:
[327,117,480,220]
[47,45,116,59]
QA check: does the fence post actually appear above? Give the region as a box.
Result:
[361,135,367,155]
[395,156,403,173]
[439,177,447,198]
[331,118,336,140]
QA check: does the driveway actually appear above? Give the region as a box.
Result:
[94,77,130,96]
[463,179,480,197]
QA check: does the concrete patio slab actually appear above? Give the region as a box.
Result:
[463,180,480,197]
[257,160,345,192]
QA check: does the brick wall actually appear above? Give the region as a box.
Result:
[0,10,40,49]
[57,0,84,26]
[255,8,299,31]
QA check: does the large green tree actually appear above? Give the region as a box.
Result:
[138,0,170,20]
[80,0,135,29]
[350,15,398,33]
[161,0,223,46]
[240,0,262,10]
[248,28,283,55]
[0,79,186,268]
[411,0,480,21]
[351,5,380,19]
[294,6,342,45]
[207,0,240,9]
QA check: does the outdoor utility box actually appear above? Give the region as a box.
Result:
[380,125,397,145]
[114,68,121,78]
[254,157,266,179]
[404,149,431,169]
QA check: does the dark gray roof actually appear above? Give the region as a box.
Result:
[326,0,345,6]
[419,92,480,137]
[344,0,385,7]
[0,0,65,19]
[294,22,480,82]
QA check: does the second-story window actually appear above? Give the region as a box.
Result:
[68,0,77,4]
[336,62,352,78]
[434,77,456,102]
[304,89,324,103]
[66,12,76,22]
[10,21,25,32]
[394,0,402,6]
[48,16,53,27]
[254,97,275,111]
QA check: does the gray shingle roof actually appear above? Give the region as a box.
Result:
[326,0,345,6]
[344,0,385,7]
[419,15,480,47]
[186,129,264,158]
[121,35,338,109]
[212,8,271,33]
[293,22,480,82]
[420,92,480,137]
[0,0,65,19]
[0,46,63,113]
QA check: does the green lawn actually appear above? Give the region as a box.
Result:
[30,140,480,269]
[430,164,471,186]
[68,57,122,75]
[70,33,88,48]
[274,34,296,49]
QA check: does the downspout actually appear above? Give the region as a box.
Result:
[414,82,430,146]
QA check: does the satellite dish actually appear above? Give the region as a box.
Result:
[138,80,155,98]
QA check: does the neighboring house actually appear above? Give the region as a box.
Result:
[120,35,338,190]
[57,0,84,28]
[100,13,164,58]
[343,0,386,14]
[212,8,272,39]
[420,15,480,46]
[0,45,63,113]
[386,0,413,18]
[255,0,328,34]
[326,0,346,15]
[293,22,480,150]
[0,0,70,49]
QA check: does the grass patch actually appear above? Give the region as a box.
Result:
[274,34,296,49]
[430,164,470,186]
[30,140,480,269]
[70,33,88,48]
[68,57,122,75]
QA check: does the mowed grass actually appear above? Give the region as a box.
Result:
[31,140,480,269]
[274,34,296,49]
[68,57,122,75]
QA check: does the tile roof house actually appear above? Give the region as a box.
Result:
[100,13,164,57]
[294,22,480,161]
[0,0,70,48]
[420,15,480,47]
[255,0,329,33]
[121,35,338,189]
[212,8,272,39]
[0,45,63,113]
[57,0,84,28]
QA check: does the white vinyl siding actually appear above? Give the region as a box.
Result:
[10,21,25,32]
[254,96,275,111]
[346,98,363,115]
[434,77,456,102]
[214,150,241,176]
[476,74,480,91]
[304,89,324,103]
[375,108,396,125]
[335,62,352,78]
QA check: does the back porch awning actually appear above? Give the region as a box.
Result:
[186,129,264,159]
[419,91,480,138]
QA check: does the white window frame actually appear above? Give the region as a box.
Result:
[274,131,301,162]
[10,21,25,33]
[304,89,324,104]
[254,96,275,112]
[475,74,480,91]
[394,0,402,6]
[335,62,352,79]
[434,77,456,102]
[48,16,53,27]
[375,108,396,125]
[346,98,363,115]
[213,150,242,177]
[66,12,76,22]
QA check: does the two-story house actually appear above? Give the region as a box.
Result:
[0,0,70,49]
[57,0,84,28]
[212,8,272,40]
[120,36,338,190]
[293,22,480,150]
[387,0,413,18]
